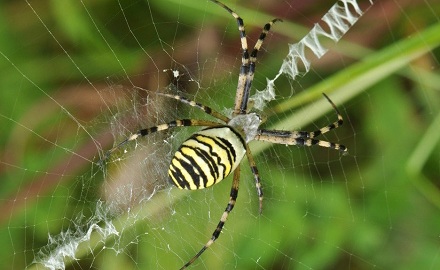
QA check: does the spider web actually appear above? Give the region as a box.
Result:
[1,0,440,269]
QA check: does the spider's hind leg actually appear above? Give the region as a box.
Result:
[180,167,241,269]
[245,145,264,214]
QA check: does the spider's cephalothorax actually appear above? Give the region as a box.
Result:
[102,0,347,269]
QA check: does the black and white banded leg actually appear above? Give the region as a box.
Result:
[256,94,348,154]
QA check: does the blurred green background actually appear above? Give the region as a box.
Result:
[1,0,440,269]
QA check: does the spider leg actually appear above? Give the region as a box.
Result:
[180,166,241,269]
[245,144,264,214]
[210,0,247,60]
[306,93,344,139]
[255,130,348,154]
[211,0,282,115]
[255,94,348,154]
[209,0,249,116]
[101,119,221,163]
[240,18,282,114]
[157,93,230,123]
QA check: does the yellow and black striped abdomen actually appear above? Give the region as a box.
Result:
[169,126,246,190]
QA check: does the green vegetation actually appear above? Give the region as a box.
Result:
[1,0,439,269]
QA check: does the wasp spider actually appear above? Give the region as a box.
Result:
[103,0,347,268]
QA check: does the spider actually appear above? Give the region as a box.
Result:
[103,0,347,268]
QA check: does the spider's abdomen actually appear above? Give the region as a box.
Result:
[169,126,246,190]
